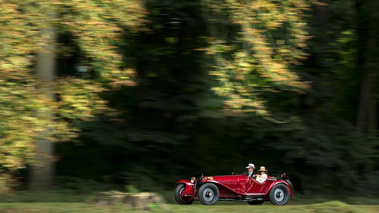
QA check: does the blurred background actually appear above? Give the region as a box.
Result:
[0,0,378,200]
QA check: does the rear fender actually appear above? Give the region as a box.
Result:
[267,181,293,196]
[177,180,195,195]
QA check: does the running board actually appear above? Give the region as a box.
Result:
[219,197,266,202]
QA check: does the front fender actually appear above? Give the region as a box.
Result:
[177,180,195,196]
[177,180,191,184]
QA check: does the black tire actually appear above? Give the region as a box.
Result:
[248,200,264,205]
[198,183,220,205]
[269,183,290,205]
[174,184,194,205]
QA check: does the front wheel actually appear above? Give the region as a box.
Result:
[174,184,194,205]
[198,183,219,205]
[269,183,290,205]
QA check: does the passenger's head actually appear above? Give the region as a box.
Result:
[258,166,267,174]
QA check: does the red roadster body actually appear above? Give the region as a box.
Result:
[175,173,293,205]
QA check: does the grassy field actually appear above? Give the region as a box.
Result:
[0,202,378,213]
[171,202,379,213]
[0,191,378,212]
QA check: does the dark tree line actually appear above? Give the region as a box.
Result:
[1,0,378,196]
[55,0,379,196]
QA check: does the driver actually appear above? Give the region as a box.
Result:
[246,163,257,178]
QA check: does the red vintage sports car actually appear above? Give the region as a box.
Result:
[175,172,294,205]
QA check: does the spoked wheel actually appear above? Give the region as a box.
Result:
[174,184,194,205]
[248,200,264,205]
[198,183,219,205]
[269,183,290,205]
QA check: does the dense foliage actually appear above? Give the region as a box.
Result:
[0,0,378,196]
[0,0,145,191]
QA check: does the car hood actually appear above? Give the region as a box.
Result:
[203,174,246,182]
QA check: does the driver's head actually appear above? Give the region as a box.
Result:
[246,163,255,172]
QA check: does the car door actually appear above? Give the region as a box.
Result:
[226,175,247,194]
[245,176,265,194]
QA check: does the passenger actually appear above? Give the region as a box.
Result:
[246,163,257,178]
[256,166,268,183]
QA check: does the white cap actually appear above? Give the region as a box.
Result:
[246,163,255,169]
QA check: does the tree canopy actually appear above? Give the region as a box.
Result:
[0,0,378,196]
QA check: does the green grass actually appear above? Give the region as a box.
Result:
[0,202,378,213]
[0,190,92,203]
[172,202,379,213]
[0,191,378,212]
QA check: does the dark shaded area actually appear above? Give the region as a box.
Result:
[52,0,379,198]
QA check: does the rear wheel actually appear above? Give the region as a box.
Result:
[198,183,219,205]
[174,184,194,205]
[248,200,264,205]
[269,183,290,205]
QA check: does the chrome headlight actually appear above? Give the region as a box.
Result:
[190,176,196,184]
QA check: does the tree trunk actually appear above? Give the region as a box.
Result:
[29,11,57,190]
[356,0,378,133]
